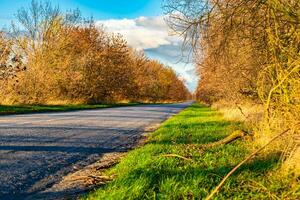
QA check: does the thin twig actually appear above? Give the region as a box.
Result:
[205,127,293,200]
[161,154,193,161]
[235,103,248,119]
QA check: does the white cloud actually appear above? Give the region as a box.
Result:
[95,16,180,50]
[95,16,198,91]
[163,61,198,91]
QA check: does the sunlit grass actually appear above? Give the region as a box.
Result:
[84,103,298,200]
[0,103,139,115]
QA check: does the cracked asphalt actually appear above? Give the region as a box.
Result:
[0,102,191,199]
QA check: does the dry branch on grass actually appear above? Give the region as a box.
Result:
[162,130,249,161]
[186,130,250,152]
[202,130,247,148]
[161,154,193,161]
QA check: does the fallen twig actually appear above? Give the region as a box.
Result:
[161,153,193,161]
[205,127,292,200]
[186,130,248,153]
[162,131,247,162]
[202,130,247,148]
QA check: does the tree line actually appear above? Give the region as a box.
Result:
[0,1,190,105]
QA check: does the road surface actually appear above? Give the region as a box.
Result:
[0,102,191,199]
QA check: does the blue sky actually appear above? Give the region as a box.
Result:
[0,0,163,22]
[0,0,198,91]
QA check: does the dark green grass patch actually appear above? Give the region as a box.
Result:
[84,104,299,200]
[0,103,140,115]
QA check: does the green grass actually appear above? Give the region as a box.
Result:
[0,103,140,115]
[84,103,299,200]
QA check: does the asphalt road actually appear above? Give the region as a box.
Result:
[0,102,191,199]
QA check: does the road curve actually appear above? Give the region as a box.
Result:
[0,101,192,199]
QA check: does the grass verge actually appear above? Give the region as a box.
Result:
[0,103,139,115]
[84,103,299,200]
